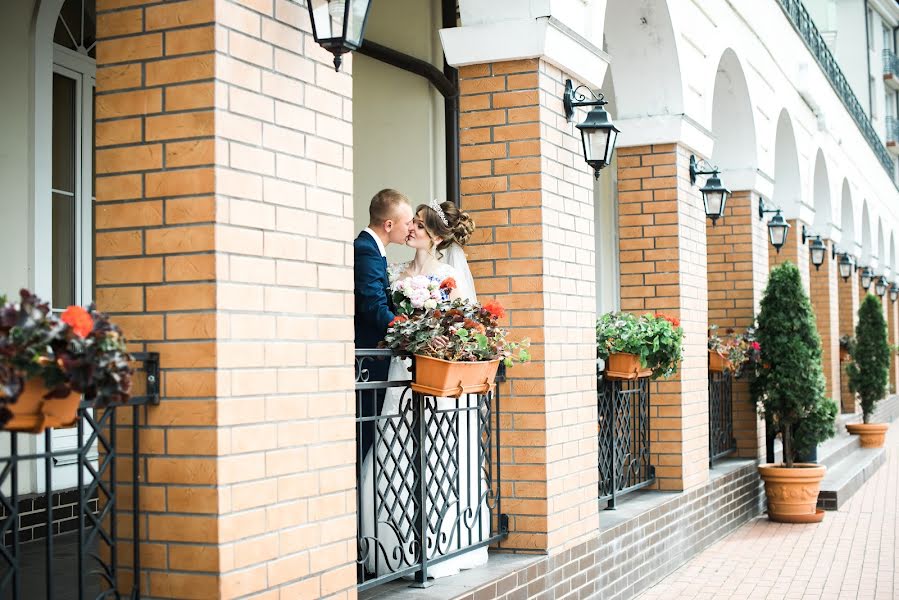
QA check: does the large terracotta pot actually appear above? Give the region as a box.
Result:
[839,347,850,363]
[604,352,651,380]
[708,349,733,373]
[846,422,889,448]
[758,463,826,523]
[3,379,81,433]
[411,355,500,397]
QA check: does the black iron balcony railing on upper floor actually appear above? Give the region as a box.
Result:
[354,350,507,591]
[883,49,899,91]
[886,116,899,151]
[778,0,896,183]
[0,353,160,600]
[597,373,655,509]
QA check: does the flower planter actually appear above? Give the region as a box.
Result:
[604,352,651,380]
[757,463,826,523]
[708,350,733,373]
[839,347,850,363]
[845,422,889,448]
[411,355,500,397]
[3,380,81,434]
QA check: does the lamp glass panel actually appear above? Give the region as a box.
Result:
[862,271,872,289]
[703,190,723,219]
[810,246,825,266]
[309,0,339,39]
[839,259,852,279]
[876,280,886,296]
[345,0,370,46]
[583,128,609,164]
[769,223,788,247]
[603,128,618,164]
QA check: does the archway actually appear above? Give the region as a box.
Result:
[811,150,833,233]
[710,49,757,181]
[839,180,855,252]
[772,110,802,217]
[861,201,873,266]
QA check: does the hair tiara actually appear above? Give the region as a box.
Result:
[428,198,449,227]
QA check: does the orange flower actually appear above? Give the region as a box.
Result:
[61,306,93,338]
[439,277,457,291]
[389,315,408,327]
[482,300,505,319]
[655,312,680,328]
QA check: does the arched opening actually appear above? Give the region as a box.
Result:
[773,110,802,217]
[811,150,832,233]
[710,49,757,182]
[840,180,855,252]
[878,219,886,274]
[861,201,873,266]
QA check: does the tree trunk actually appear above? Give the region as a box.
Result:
[783,424,793,468]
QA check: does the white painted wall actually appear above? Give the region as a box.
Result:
[0,0,38,297]
[353,0,445,264]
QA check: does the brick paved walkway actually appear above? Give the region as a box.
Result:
[638,427,898,600]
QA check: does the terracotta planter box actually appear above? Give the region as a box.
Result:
[708,349,733,373]
[839,348,850,363]
[3,379,81,434]
[411,355,500,397]
[846,422,889,448]
[604,352,651,380]
[758,463,826,523]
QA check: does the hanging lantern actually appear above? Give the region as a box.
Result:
[890,283,898,302]
[860,266,874,290]
[875,276,887,297]
[689,156,731,225]
[305,0,373,71]
[766,211,791,252]
[563,81,620,179]
[808,236,826,270]
[838,253,854,281]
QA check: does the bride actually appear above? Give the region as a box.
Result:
[359,199,489,579]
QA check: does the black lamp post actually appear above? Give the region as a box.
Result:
[689,155,730,225]
[860,266,874,290]
[758,199,790,252]
[890,282,899,302]
[838,252,854,281]
[563,80,619,179]
[875,275,888,297]
[305,0,373,71]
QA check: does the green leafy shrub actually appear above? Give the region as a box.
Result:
[751,262,836,467]
[596,311,684,379]
[846,294,890,423]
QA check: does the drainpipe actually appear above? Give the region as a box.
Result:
[442,0,460,207]
[865,0,873,117]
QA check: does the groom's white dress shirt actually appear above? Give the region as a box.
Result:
[363,227,387,258]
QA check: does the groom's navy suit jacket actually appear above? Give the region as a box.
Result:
[353,230,395,351]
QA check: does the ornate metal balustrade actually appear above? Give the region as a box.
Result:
[883,49,899,84]
[708,370,737,466]
[597,374,654,509]
[886,116,899,147]
[355,350,507,590]
[778,0,896,181]
[0,352,160,600]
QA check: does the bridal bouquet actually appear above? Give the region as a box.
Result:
[384,298,530,367]
[390,275,456,315]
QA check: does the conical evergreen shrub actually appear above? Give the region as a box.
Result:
[751,262,836,467]
[847,294,890,423]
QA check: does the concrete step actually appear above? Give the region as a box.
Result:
[817,444,886,510]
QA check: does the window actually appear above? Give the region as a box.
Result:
[884,25,893,53]
[887,93,896,119]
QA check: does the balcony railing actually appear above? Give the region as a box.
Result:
[597,373,655,508]
[708,371,736,466]
[883,49,899,91]
[0,352,160,600]
[355,350,507,590]
[886,116,899,152]
[778,0,896,181]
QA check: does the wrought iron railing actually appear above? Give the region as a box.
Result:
[0,352,160,600]
[355,350,506,590]
[708,370,736,465]
[777,0,896,180]
[597,373,654,508]
[886,116,899,146]
[883,48,899,80]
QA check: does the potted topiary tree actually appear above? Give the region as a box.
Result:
[845,294,891,447]
[752,262,837,523]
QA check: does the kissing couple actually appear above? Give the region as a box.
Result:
[353,189,488,579]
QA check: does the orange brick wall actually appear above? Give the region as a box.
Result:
[706,191,766,459]
[95,1,357,598]
[838,271,860,412]
[458,59,599,553]
[616,144,709,491]
[810,240,841,402]
[889,297,898,393]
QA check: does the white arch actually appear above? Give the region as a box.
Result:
[710,48,758,181]
[811,149,832,233]
[839,179,855,251]
[861,201,873,265]
[773,110,802,218]
[877,219,886,272]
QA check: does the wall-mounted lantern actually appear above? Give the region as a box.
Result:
[689,155,730,225]
[305,0,373,71]
[838,252,855,281]
[875,275,888,297]
[801,226,829,270]
[890,282,899,302]
[758,198,790,253]
[563,80,620,179]
[860,266,874,290]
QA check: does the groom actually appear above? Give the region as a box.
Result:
[354,189,414,458]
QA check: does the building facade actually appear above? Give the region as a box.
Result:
[1,0,899,598]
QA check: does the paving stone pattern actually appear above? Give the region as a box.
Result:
[638,426,899,600]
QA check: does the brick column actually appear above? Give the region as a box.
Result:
[889,297,898,392]
[810,241,841,402]
[838,270,860,412]
[458,59,599,553]
[616,144,709,491]
[769,219,810,292]
[96,2,356,598]
[706,191,767,459]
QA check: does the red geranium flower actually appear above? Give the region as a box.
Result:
[61,305,94,338]
[440,277,457,291]
[655,312,680,328]
[389,315,408,327]
[751,341,761,351]
[482,300,505,319]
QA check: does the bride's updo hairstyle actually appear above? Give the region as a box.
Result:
[416,201,476,252]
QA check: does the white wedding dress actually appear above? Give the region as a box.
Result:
[359,244,490,579]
